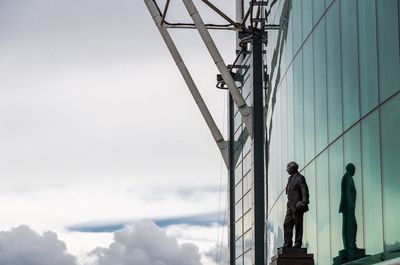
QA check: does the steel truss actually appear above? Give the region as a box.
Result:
[144,0,277,169]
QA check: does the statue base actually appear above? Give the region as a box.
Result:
[332,248,367,264]
[270,248,314,265]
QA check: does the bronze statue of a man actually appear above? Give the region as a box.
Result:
[282,161,310,248]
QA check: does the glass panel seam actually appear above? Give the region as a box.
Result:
[374,7,385,250]
[338,0,344,145]
[378,93,386,251]
[311,28,319,258]
[324,10,332,259]
[355,0,366,248]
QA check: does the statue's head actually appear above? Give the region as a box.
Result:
[345,163,356,176]
[286,161,299,175]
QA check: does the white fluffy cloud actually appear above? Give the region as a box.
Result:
[204,244,228,265]
[0,222,208,265]
[90,220,202,265]
[0,225,77,265]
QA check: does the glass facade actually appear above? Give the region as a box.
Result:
[230,53,255,265]
[229,0,400,264]
[263,0,400,264]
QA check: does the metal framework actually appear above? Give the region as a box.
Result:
[144,0,231,167]
[144,2,278,265]
[144,1,279,165]
[144,0,265,168]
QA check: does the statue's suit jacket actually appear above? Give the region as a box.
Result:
[286,172,310,212]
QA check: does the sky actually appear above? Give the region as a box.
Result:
[0,0,237,264]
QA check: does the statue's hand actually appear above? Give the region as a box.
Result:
[296,201,308,212]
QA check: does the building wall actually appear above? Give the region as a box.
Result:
[230,52,255,265]
[265,0,400,264]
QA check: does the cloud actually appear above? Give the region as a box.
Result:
[68,211,226,233]
[204,244,228,265]
[0,223,210,265]
[0,225,76,265]
[90,220,202,265]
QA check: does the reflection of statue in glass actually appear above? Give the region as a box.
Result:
[333,163,367,264]
[282,161,309,248]
[339,163,358,252]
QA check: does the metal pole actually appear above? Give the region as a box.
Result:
[144,0,229,168]
[182,0,253,137]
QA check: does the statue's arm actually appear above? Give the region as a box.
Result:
[299,176,310,204]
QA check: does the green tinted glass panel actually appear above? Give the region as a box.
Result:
[304,163,317,255]
[292,0,302,54]
[358,0,379,115]
[286,5,293,67]
[303,40,315,164]
[361,111,384,254]
[325,0,334,9]
[326,2,343,142]
[293,52,304,167]
[286,67,295,160]
[302,0,312,41]
[316,151,331,264]
[313,18,328,154]
[377,0,400,101]
[281,78,288,169]
[329,138,344,257]
[341,0,360,129]
[313,0,325,26]
[381,95,400,251]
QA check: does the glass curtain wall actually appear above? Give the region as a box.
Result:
[231,53,254,265]
[265,0,400,264]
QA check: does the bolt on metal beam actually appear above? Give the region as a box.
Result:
[182,0,253,137]
[144,0,229,168]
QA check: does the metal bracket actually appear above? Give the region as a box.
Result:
[252,1,269,6]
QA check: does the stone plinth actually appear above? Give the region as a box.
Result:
[270,248,314,265]
[332,248,367,265]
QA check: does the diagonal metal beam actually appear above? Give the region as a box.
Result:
[182,0,253,137]
[144,0,230,168]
